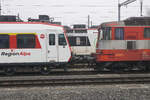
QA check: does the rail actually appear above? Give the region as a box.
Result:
[0,74,150,86]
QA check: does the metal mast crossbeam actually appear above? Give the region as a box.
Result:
[118,0,136,21]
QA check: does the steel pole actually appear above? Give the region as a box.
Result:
[118,4,121,21]
[88,15,90,28]
[140,0,143,16]
[0,0,1,15]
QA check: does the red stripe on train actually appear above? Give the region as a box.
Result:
[8,35,41,49]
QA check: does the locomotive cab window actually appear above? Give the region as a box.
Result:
[99,29,103,40]
[58,34,67,45]
[76,37,80,45]
[0,34,9,48]
[17,34,35,48]
[49,34,55,45]
[144,28,150,38]
[115,28,124,40]
[80,37,91,46]
[68,36,90,46]
[75,37,91,46]
[101,27,111,40]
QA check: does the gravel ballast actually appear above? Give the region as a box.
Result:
[0,84,150,100]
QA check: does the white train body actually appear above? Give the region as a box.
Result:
[87,29,98,54]
[67,33,91,55]
[0,22,72,65]
[66,28,98,62]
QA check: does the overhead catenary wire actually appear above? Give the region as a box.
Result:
[1,0,149,25]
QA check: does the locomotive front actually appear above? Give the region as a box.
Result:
[95,17,150,71]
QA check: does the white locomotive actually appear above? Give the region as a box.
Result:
[0,22,72,75]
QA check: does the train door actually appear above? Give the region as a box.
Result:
[47,33,58,62]
[58,34,69,62]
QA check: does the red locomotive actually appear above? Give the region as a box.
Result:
[95,17,150,71]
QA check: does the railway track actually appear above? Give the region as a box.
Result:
[1,74,150,86]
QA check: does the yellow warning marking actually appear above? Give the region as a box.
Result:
[0,33,37,35]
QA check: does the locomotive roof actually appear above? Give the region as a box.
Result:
[100,17,150,28]
[0,22,64,31]
[100,21,124,27]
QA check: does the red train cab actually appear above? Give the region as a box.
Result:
[95,17,150,70]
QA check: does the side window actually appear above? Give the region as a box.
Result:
[49,34,55,45]
[85,37,91,46]
[76,37,91,46]
[58,34,67,45]
[0,34,9,48]
[68,36,91,46]
[103,28,111,40]
[76,37,80,45]
[80,37,91,46]
[144,28,150,38]
[17,34,35,48]
[115,28,124,40]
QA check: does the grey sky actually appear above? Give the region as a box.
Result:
[1,0,150,25]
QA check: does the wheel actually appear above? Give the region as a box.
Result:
[4,67,15,75]
[40,66,51,75]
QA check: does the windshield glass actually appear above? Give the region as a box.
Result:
[100,27,111,40]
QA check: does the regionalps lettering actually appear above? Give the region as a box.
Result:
[20,52,31,56]
[1,51,31,57]
[1,52,19,57]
